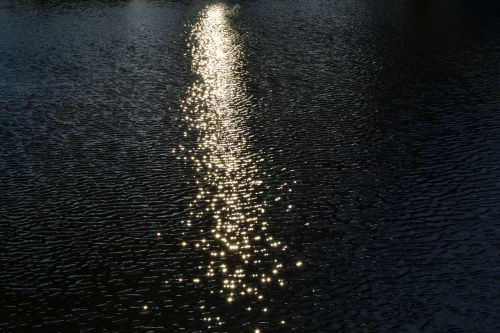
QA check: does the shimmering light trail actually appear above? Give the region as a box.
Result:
[174,4,300,330]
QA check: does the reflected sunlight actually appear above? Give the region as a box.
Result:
[174,4,298,330]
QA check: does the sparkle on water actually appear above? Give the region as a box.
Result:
[174,3,299,330]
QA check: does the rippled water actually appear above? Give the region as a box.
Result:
[1,0,500,332]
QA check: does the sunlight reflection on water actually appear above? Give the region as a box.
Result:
[174,4,299,331]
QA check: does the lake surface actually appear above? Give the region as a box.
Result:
[1,0,500,332]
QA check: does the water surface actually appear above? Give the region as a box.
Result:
[1,0,500,332]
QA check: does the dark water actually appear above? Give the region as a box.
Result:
[1,0,500,332]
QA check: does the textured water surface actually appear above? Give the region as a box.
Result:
[1,0,500,332]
